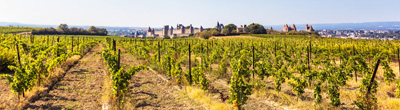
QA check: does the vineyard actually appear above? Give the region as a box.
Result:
[0,27,43,34]
[2,32,400,109]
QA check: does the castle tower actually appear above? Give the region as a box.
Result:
[147,27,152,37]
[283,24,289,32]
[291,24,297,31]
[181,25,185,34]
[306,24,314,32]
[147,27,151,32]
[189,24,194,34]
[199,26,203,32]
[217,21,221,30]
[170,26,174,35]
[162,25,169,36]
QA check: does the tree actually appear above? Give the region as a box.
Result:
[32,24,107,35]
[210,28,220,36]
[223,24,237,35]
[288,30,298,35]
[199,30,212,39]
[88,26,97,34]
[245,23,266,34]
[88,26,108,35]
[58,24,69,33]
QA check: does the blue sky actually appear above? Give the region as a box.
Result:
[0,0,399,28]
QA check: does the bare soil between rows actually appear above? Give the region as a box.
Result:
[119,47,203,109]
[26,45,104,110]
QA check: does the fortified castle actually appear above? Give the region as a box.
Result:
[146,22,227,38]
[282,24,314,32]
[147,24,204,38]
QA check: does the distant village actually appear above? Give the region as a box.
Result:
[318,30,400,40]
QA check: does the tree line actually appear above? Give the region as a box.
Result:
[197,23,319,39]
[32,24,108,35]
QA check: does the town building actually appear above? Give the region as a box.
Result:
[305,24,315,32]
[236,25,246,33]
[282,24,297,32]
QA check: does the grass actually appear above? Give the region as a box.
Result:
[63,102,81,110]
[183,86,233,110]
[0,26,43,34]
[242,34,308,38]
[379,98,400,109]
[101,63,113,110]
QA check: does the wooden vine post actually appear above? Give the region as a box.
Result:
[71,36,74,52]
[367,59,380,96]
[274,41,277,57]
[117,49,121,108]
[118,49,121,69]
[56,37,60,57]
[112,39,116,52]
[77,37,80,49]
[189,44,192,85]
[16,43,22,68]
[46,35,49,45]
[252,44,255,80]
[16,43,24,97]
[353,45,357,82]
[207,41,209,53]
[201,43,203,53]
[339,45,341,65]
[309,40,311,71]
[158,41,161,63]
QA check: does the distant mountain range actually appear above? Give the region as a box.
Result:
[268,21,400,31]
[1,21,400,31]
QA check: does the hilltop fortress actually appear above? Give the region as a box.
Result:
[139,22,315,38]
[147,24,204,38]
[146,22,227,38]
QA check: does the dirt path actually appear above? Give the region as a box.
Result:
[26,45,104,110]
[0,75,14,109]
[207,76,285,110]
[16,31,32,35]
[119,48,203,109]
